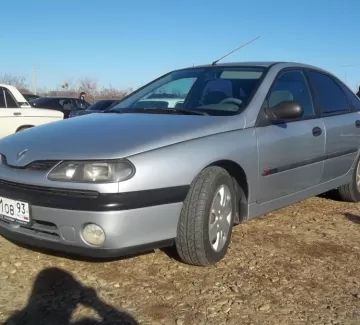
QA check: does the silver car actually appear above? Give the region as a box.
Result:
[0,61,360,266]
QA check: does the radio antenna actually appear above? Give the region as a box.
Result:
[212,36,260,66]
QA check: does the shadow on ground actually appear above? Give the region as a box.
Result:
[344,213,360,225]
[317,190,343,201]
[3,267,139,325]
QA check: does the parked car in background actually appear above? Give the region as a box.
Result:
[22,93,40,102]
[68,99,121,118]
[1,61,360,267]
[30,96,90,118]
[131,98,185,109]
[0,84,63,138]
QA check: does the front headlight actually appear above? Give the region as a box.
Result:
[48,160,135,183]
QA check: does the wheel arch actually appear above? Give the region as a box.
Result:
[16,125,34,132]
[205,159,249,224]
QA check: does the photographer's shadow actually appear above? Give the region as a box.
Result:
[4,267,139,325]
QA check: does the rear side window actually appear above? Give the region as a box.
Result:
[336,82,360,111]
[4,90,18,108]
[307,70,349,114]
[0,89,5,107]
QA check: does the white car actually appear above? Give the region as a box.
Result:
[0,84,64,138]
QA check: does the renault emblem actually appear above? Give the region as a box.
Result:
[16,149,28,162]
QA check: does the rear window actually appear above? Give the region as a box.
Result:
[31,98,50,105]
[336,82,360,111]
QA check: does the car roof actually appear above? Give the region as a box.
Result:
[184,61,325,71]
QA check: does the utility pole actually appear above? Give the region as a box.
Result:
[33,64,37,94]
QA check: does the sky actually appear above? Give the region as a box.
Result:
[1,0,360,92]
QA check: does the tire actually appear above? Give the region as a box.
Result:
[175,166,237,266]
[337,156,360,202]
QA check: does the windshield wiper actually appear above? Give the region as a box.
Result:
[106,107,208,116]
[151,107,208,116]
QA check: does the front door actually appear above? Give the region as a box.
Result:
[256,69,325,203]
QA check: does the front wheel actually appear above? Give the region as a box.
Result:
[175,166,236,266]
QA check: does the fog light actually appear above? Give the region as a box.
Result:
[82,224,105,246]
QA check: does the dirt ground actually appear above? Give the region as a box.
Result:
[1,195,360,325]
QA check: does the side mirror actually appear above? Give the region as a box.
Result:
[265,100,303,121]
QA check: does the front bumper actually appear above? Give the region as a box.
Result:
[0,180,188,258]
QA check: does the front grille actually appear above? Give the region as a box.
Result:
[0,154,59,172]
[27,161,60,171]
[0,179,99,199]
[0,218,60,241]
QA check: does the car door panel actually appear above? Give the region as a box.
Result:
[256,69,325,204]
[256,119,325,203]
[320,113,359,182]
[305,69,360,182]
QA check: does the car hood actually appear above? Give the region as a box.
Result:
[0,112,246,166]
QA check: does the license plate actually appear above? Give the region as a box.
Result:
[0,196,31,225]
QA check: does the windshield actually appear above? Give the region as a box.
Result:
[110,66,265,116]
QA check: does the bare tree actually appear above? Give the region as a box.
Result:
[28,76,133,102]
[77,77,98,102]
[98,85,132,100]
[0,73,29,91]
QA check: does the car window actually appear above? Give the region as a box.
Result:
[268,70,315,117]
[141,78,195,103]
[336,82,360,111]
[0,89,5,107]
[60,99,73,110]
[4,89,18,108]
[31,98,58,109]
[307,70,349,114]
[200,79,233,105]
[31,98,49,106]
[111,67,265,116]
[75,99,89,109]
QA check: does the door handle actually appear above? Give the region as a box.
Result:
[356,120,360,128]
[13,112,22,116]
[312,127,322,137]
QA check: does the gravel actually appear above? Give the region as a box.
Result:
[1,196,360,324]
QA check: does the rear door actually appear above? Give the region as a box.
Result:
[305,69,360,182]
[256,69,325,203]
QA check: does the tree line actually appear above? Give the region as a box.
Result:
[0,73,133,102]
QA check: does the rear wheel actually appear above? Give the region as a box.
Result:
[175,166,236,266]
[336,156,360,202]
